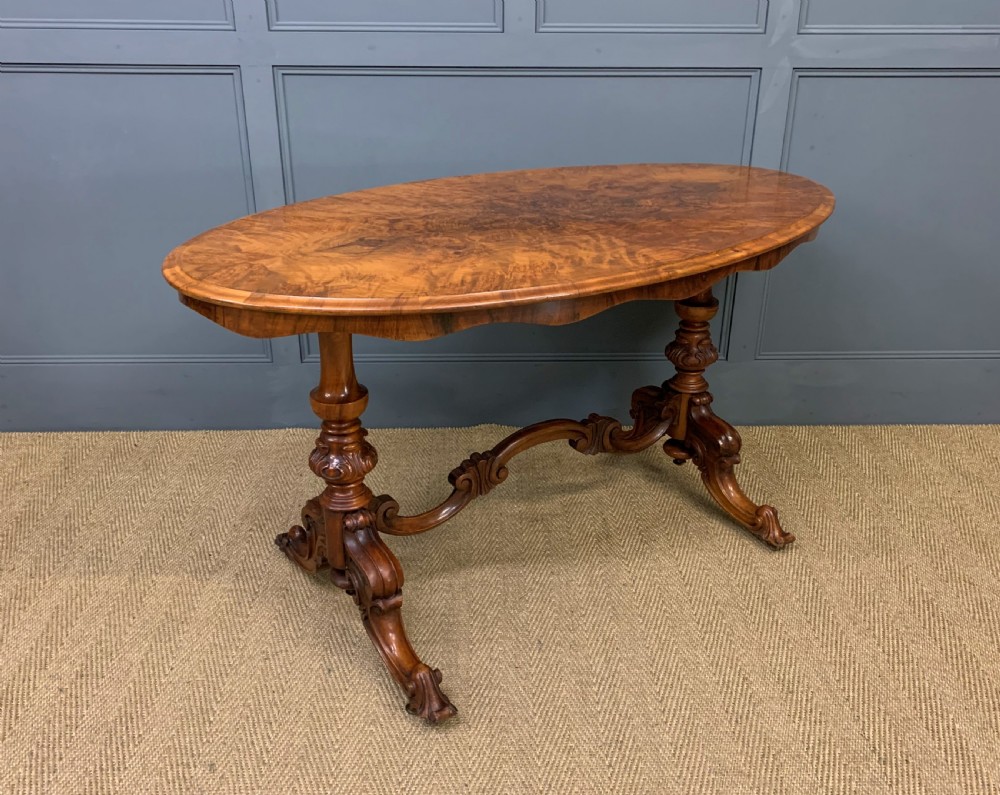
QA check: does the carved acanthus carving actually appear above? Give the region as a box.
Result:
[572,414,624,455]
[665,292,720,397]
[405,665,454,723]
[275,497,329,574]
[573,384,679,455]
[666,335,718,373]
[303,419,379,516]
[309,419,378,485]
[449,451,509,496]
[629,384,670,426]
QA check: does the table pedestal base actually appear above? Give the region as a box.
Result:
[275,287,792,724]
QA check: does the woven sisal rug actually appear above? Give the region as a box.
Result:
[2,425,999,794]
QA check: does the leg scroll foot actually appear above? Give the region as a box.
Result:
[343,512,457,723]
[404,664,456,723]
[664,405,793,548]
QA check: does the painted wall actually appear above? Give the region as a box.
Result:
[2,0,999,429]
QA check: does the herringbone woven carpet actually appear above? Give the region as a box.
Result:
[2,425,999,794]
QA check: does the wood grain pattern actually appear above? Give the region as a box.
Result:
[163,164,833,341]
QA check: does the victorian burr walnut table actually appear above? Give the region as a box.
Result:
[162,163,835,724]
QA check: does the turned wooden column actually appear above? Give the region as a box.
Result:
[276,332,456,723]
[663,288,720,441]
[306,332,377,581]
[275,332,376,575]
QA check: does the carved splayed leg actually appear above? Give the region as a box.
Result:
[669,397,792,548]
[277,332,456,723]
[662,289,794,548]
[342,511,456,723]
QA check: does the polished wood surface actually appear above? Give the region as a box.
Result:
[163,164,833,340]
[167,164,833,724]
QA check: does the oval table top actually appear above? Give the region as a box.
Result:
[163,163,833,341]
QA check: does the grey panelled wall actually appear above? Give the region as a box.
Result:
[1,0,999,430]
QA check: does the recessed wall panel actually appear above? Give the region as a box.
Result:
[0,0,233,29]
[267,0,502,31]
[0,66,266,363]
[799,0,1000,33]
[758,71,1000,359]
[537,0,766,33]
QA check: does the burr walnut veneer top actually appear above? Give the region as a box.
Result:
[162,164,834,321]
